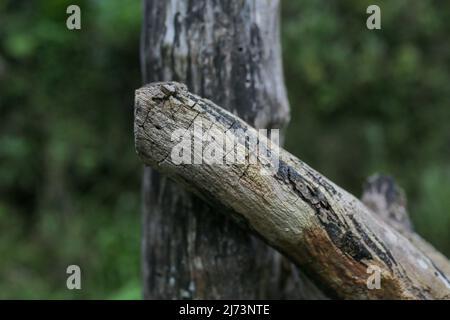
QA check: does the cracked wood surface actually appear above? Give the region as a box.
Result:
[140,0,325,299]
[135,81,450,299]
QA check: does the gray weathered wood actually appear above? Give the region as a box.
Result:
[140,0,323,299]
[362,175,450,278]
[135,82,450,299]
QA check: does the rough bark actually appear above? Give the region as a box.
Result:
[135,81,450,299]
[140,0,323,299]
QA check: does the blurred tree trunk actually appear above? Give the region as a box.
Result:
[140,0,323,299]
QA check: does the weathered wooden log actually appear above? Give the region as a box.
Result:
[135,81,450,299]
[140,0,324,299]
[362,175,450,278]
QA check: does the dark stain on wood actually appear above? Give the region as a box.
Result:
[275,160,373,263]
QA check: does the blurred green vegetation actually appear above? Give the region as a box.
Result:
[0,0,142,298]
[0,0,449,299]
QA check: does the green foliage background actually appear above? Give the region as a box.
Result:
[0,0,448,298]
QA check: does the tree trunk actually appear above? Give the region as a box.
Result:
[140,0,323,299]
[135,82,450,299]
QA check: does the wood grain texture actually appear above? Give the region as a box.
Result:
[140,0,324,299]
[135,81,450,299]
[362,175,450,279]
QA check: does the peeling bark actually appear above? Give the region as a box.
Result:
[135,82,450,299]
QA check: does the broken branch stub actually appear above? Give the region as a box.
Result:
[134,81,450,299]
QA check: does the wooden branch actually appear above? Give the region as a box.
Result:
[362,175,450,278]
[139,0,310,300]
[134,81,450,299]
